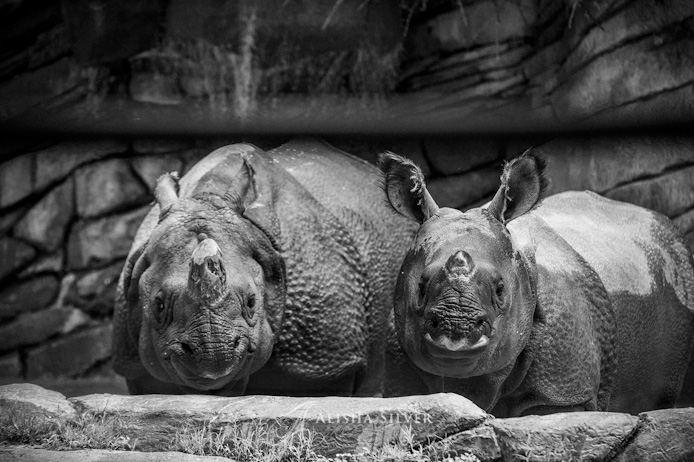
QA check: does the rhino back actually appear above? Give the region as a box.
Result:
[535,191,694,311]
[269,138,397,222]
[264,138,417,393]
[531,190,694,412]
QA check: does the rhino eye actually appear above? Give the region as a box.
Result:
[495,281,505,298]
[418,279,427,305]
[247,294,256,311]
[152,295,170,327]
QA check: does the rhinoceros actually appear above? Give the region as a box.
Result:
[113,138,416,396]
[379,151,694,416]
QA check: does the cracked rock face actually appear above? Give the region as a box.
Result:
[2,383,694,461]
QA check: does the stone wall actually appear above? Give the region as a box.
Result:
[399,0,694,123]
[0,135,692,386]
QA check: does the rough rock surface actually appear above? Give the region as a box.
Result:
[1,384,693,460]
[0,383,77,420]
[25,324,113,379]
[0,448,231,462]
[70,392,486,456]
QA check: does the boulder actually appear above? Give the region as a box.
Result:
[75,159,150,218]
[614,408,694,461]
[69,392,488,457]
[491,412,639,462]
[0,307,89,352]
[25,323,113,379]
[0,382,77,420]
[13,178,74,251]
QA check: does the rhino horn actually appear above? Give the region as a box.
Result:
[445,251,476,280]
[188,234,228,303]
[155,172,180,219]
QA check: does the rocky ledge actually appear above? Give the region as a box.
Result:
[1,383,693,461]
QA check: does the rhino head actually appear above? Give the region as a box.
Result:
[123,156,285,392]
[379,151,547,379]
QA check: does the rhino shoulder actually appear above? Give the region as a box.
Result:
[507,213,617,412]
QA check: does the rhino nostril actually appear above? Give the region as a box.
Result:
[475,318,490,336]
[180,342,194,356]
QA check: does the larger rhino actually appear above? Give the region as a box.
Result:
[380,151,694,416]
[113,138,416,396]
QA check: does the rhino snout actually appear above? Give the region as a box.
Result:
[423,309,491,355]
[164,334,253,387]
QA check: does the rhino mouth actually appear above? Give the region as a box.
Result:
[168,336,254,390]
[423,332,489,359]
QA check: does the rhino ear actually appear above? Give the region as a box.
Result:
[227,156,283,248]
[154,172,180,219]
[378,151,439,224]
[487,150,549,224]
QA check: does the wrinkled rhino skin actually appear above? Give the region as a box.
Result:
[380,151,694,417]
[113,139,416,396]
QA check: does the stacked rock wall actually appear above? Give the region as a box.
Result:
[400,0,694,122]
[0,135,692,386]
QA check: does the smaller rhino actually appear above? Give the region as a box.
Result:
[380,151,694,417]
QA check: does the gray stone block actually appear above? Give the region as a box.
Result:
[0,307,89,352]
[67,206,150,270]
[34,140,127,192]
[14,178,74,252]
[70,392,488,457]
[65,262,124,315]
[26,323,112,379]
[614,408,694,461]
[491,412,639,462]
[75,159,150,218]
[0,154,34,208]
[0,237,36,282]
[0,275,60,321]
[0,382,77,420]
